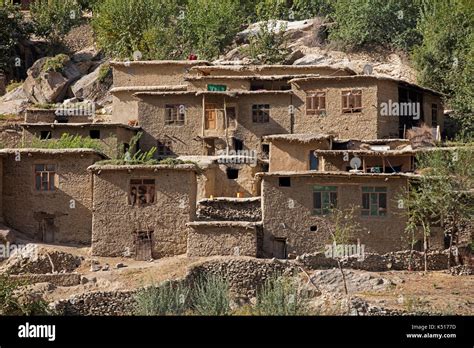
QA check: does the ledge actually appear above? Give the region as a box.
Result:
[186,221,262,229]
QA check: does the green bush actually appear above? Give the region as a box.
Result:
[329,0,422,51]
[192,275,231,316]
[27,133,103,151]
[41,54,70,73]
[181,0,243,60]
[0,4,31,75]
[97,63,111,83]
[134,282,190,315]
[255,275,309,315]
[92,0,179,60]
[30,0,82,42]
[6,81,22,93]
[242,21,290,64]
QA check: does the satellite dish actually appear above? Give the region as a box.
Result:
[133,51,143,61]
[350,156,362,170]
[363,64,373,75]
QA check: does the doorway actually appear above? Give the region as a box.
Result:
[273,238,287,259]
[133,230,153,261]
[205,103,217,129]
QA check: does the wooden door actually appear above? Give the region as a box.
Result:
[40,218,55,243]
[134,231,153,261]
[273,238,287,259]
[205,103,217,129]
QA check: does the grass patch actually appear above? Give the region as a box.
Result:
[134,282,190,316]
[0,114,21,121]
[192,275,231,316]
[5,81,22,93]
[41,54,69,73]
[97,63,111,83]
[33,103,57,110]
[26,133,103,151]
[254,275,309,316]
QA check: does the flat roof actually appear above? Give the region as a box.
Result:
[110,60,210,67]
[110,85,188,93]
[133,89,294,99]
[0,148,107,158]
[289,75,443,96]
[190,64,356,75]
[21,123,140,130]
[88,163,197,172]
[256,170,419,179]
[263,133,333,143]
[186,221,262,229]
[184,74,321,81]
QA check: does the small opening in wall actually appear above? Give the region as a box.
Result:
[226,168,239,179]
[310,225,318,232]
[262,164,269,172]
[40,131,51,140]
[279,177,291,187]
[89,129,101,139]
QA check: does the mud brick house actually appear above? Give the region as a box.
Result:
[88,164,197,259]
[0,148,105,244]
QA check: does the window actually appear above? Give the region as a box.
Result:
[233,138,243,151]
[361,187,387,216]
[342,90,362,113]
[262,144,270,159]
[89,130,100,139]
[310,225,318,232]
[306,91,326,115]
[279,177,291,187]
[431,104,438,127]
[309,151,319,170]
[313,186,337,215]
[226,168,239,179]
[157,139,173,157]
[252,104,270,123]
[165,104,185,126]
[35,164,56,191]
[40,131,51,140]
[129,179,155,206]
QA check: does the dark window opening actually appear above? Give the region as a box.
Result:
[262,164,269,172]
[123,143,130,152]
[252,104,270,123]
[279,177,291,187]
[89,130,100,139]
[226,168,239,179]
[313,186,337,215]
[431,104,438,127]
[309,151,319,170]
[250,83,265,91]
[262,144,270,157]
[40,131,51,140]
[233,138,243,151]
[129,179,155,206]
[157,139,173,157]
[310,225,318,232]
[361,187,387,217]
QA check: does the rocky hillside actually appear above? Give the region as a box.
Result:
[0,18,415,119]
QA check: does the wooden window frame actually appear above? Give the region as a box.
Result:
[306,91,326,115]
[129,179,155,207]
[361,186,387,217]
[252,104,270,123]
[342,90,362,113]
[165,104,185,126]
[34,164,56,191]
[313,185,337,215]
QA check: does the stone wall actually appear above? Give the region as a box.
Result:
[0,124,22,148]
[187,223,260,257]
[196,197,261,221]
[11,273,81,287]
[298,250,453,271]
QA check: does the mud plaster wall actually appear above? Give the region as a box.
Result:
[292,80,379,139]
[91,169,197,258]
[269,139,331,172]
[2,153,100,244]
[189,79,250,91]
[22,126,136,158]
[0,124,22,148]
[377,80,400,138]
[187,225,258,257]
[261,175,444,256]
[137,95,205,156]
[111,92,139,124]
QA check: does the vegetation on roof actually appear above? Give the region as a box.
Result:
[24,133,103,151]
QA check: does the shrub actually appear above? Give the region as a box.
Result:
[242,21,290,64]
[27,133,103,151]
[181,0,243,60]
[6,81,22,93]
[97,63,111,83]
[30,0,82,43]
[192,275,231,316]
[134,282,190,315]
[255,275,309,315]
[92,0,179,60]
[42,54,70,73]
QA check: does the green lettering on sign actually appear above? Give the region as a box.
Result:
[207,84,227,91]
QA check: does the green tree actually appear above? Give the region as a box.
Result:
[242,21,290,64]
[256,0,334,20]
[412,0,474,139]
[0,4,30,77]
[92,0,180,60]
[181,0,243,60]
[401,148,473,271]
[30,0,82,43]
[329,0,422,51]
